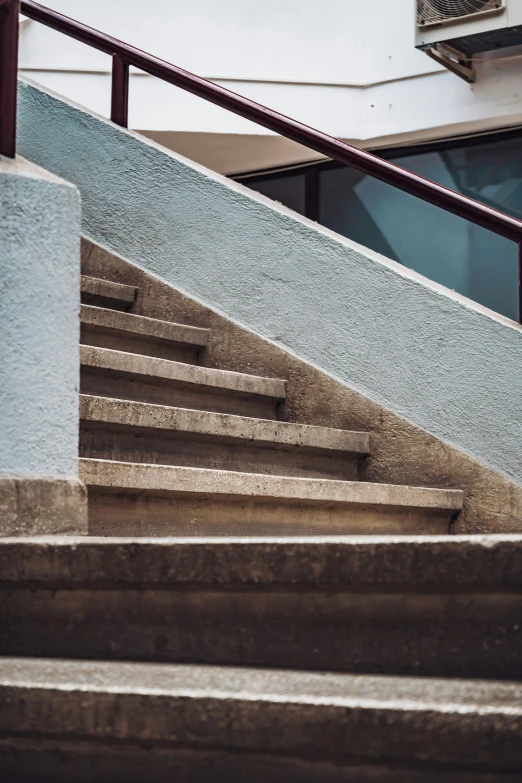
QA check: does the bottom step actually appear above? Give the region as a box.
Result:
[81,459,463,536]
[0,658,520,782]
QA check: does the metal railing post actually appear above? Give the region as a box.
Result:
[0,0,20,158]
[518,242,522,325]
[111,53,129,128]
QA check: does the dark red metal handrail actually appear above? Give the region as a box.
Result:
[0,0,19,157]
[1,0,521,321]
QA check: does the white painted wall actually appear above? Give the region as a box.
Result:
[19,0,522,172]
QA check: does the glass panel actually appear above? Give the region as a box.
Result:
[246,173,306,216]
[241,134,522,321]
[319,148,519,321]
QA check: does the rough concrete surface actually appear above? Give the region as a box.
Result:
[81,304,209,346]
[81,459,462,536]
[80,345,285,397]
[1,534,521,587]
[79,395,368,479]
[81,458,463,510]
[0,155,81,477]
[80,303,209,360]
[0,477,87,536]
[80,342,286,417]
[16,78,522,490]
[81,239,521,533]
[81,274,137,305]
[79,395,370,453]
[1,536,521,679]
[1,738,520,782]
[0,658,520,772]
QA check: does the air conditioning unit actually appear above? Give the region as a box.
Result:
[416,0,522,81]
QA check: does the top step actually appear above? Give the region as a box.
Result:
[81,275,137,311]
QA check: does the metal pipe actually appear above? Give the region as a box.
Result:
[111,53,129,128]
[0,0,20,158]
[519,242,522,324]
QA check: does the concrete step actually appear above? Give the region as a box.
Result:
[79,395,370,479]
[80,274,137,311]
[80,305,209,362]
[0,657,520,782]
[1,535,520,680]
[80,458,463,535]
[80,346,285,418]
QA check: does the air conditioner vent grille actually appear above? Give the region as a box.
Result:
[417,0,504,27]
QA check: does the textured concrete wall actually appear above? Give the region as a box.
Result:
[17,78,522,486]
[0,155,81,476]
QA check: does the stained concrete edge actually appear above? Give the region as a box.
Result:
[0,476,88,536]
[0,658,521,770]
[1,534,522,586]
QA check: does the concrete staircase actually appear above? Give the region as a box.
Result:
[77,273,463,537]
[1,262,521,781]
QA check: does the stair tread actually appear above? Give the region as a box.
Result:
[80,394,370,455]
[80,275,137,303]
[80,458,463,511]
[81,304,209,347]
[1,534,520,586]
[2,657,519,711]
[80,346,286,399]
[1,657,520,770]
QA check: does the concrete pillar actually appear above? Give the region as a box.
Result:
[0,156,87,535]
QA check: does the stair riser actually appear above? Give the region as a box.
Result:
[1,738,518,783]
[1,686,520,773]
[81,323,201,363]
[80,425,361,480]
[80,368,280,419]
[86,492,453,535]
[80,275,137,312]
[1,589,520,680]
[80,291,134,312]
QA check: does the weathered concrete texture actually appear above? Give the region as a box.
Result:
[0,658,521,774]
[1,536,521,679]
[81,304,208,346]
[0,477,87,536]
[81,274,137,307]
[0,155,81,477]
[16,78,522,489]
[79,395,369,479]
[80,304,208,361]
[1,534,521,588]
[81,344,285,418]
[1,738,520,783]
[6,585,518,678]
[81,346,284,397]
[81,459,463,510]
[81,239,522,533]
[81,459,462,536]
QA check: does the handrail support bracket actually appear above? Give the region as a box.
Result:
[424,43,475,84]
